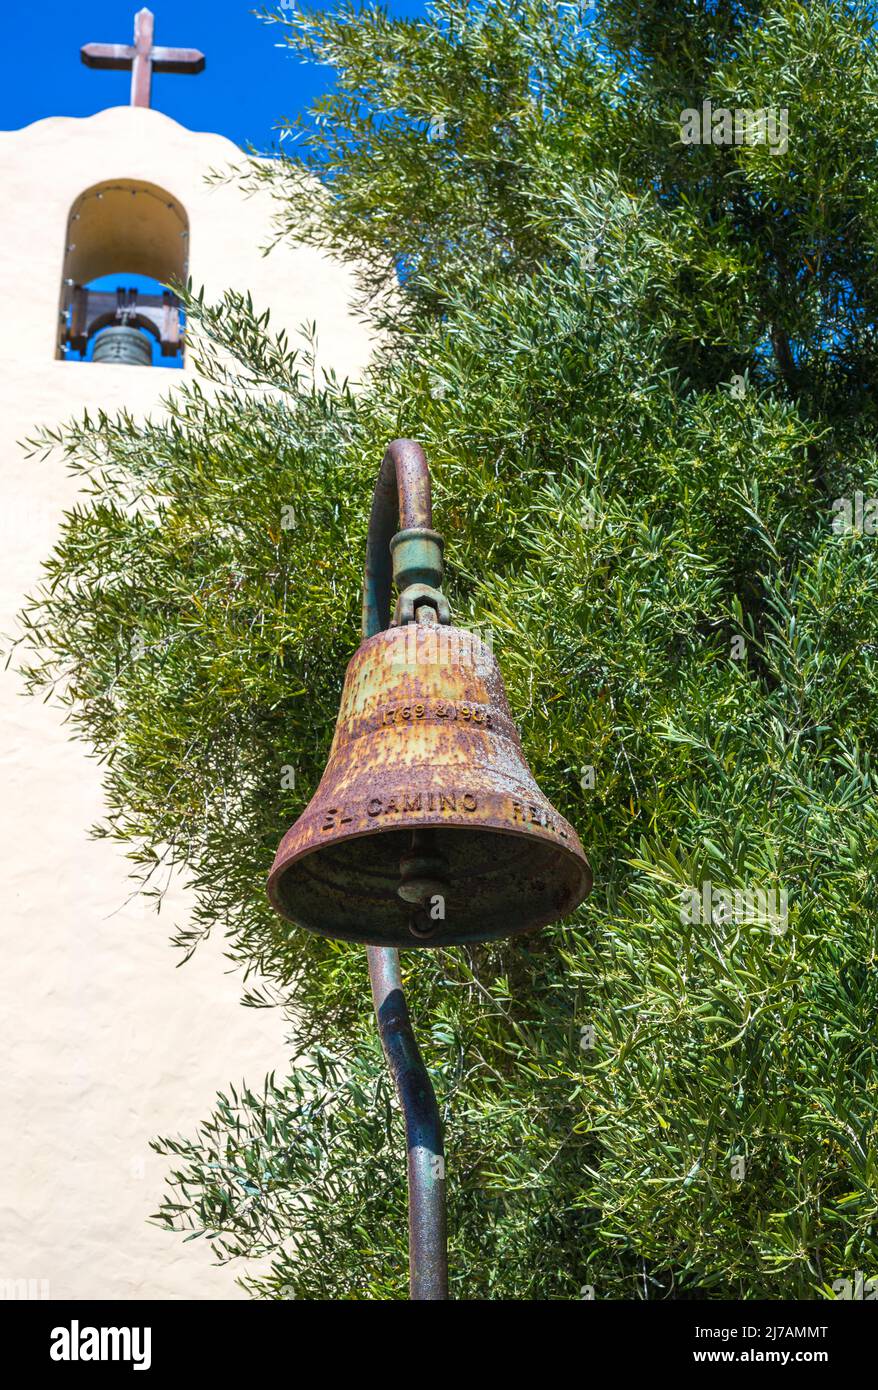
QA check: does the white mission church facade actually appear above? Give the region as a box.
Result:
[0,10,371,1299]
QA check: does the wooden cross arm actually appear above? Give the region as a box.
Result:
[80,43,205,74]
[81,43,136,71]
[151,47,205,74]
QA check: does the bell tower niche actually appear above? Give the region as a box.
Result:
[59,180,188,366]
[54,8,204,367]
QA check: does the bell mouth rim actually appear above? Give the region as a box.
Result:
[266,818,592,948]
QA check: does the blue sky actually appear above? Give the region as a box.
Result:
[0,1,426,148]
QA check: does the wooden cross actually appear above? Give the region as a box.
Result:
[81,7,205,110]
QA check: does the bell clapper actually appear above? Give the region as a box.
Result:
[399,827,449,939]
[408,907,440,940]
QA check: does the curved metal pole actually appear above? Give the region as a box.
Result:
[363,440,448,1301]
[367,944,448,1300]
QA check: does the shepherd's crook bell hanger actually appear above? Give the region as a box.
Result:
[268,439,592,1298]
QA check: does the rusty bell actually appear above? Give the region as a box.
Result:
[268,523,591,947]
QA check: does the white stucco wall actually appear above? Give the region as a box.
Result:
[0,106,373,1299]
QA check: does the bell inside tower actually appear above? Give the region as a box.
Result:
[64,274,184,367]
[57,180,189,367]
[91,322,155,367]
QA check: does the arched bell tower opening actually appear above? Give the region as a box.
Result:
[58,180,189,367]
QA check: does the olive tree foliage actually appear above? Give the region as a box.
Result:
[14,1,878,1298]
